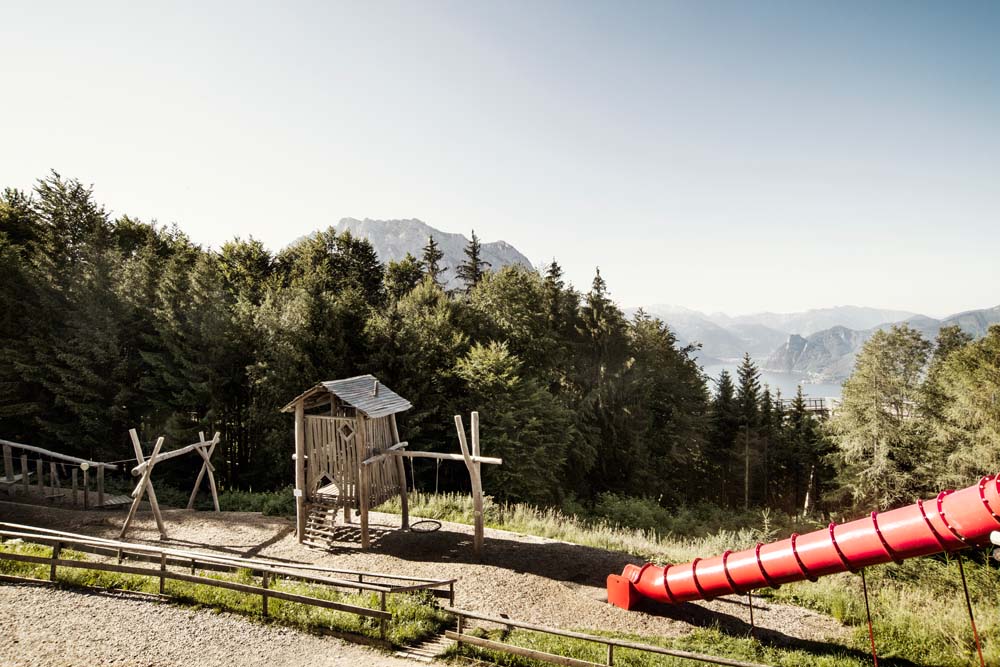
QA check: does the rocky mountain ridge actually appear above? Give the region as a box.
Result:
[334,218,532,291]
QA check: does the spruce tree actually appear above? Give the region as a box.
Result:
[735,353,761,508]
[420,235,446,287]
[456,230,490,293]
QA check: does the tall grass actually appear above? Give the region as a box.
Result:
[376,491,797,563]
[379,491,999,666]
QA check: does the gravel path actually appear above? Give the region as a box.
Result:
[0,583,412,667]
[0,500,849,665]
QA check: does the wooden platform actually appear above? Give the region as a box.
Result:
[97,494,132,508]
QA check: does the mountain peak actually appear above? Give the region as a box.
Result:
[334,218,533,290]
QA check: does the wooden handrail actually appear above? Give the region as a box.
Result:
[0,439,119,471]
[447,607,774,667]
[0,523,455,592]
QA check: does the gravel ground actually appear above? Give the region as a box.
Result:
[0,500,849,664]
[0,583,412,667]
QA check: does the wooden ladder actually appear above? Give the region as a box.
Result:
[303,502,340,549]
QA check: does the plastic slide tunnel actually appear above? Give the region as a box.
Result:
[607,475,1000,610]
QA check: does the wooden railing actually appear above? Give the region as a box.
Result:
[447,607,773,667]
[0,523,456,640]
[1,439,118,508]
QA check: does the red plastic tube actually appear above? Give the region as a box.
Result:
[607,475,1000,609]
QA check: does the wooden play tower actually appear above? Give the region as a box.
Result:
[281,375,412,548]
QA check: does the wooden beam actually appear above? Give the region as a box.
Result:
[294,400,306,543]
[0,439,118,471]
[390,415,408,530]
[3,445,12,483]
[389,450,502,465]
[360,441,409,466]
[446,632,599,667]
[130,439,213,476]
[358,417,370,549]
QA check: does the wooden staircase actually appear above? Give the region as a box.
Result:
[303,502,340,548]
[393,620,460,663]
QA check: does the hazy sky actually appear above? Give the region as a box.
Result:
[2,1,998,316]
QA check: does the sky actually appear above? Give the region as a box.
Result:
[2,1,998,317]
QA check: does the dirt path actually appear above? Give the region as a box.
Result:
[0,500,849,664]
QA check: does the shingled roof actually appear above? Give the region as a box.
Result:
[280,374,412,418]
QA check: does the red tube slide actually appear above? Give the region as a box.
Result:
[608,475,1000,610]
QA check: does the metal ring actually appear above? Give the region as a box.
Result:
[871,511,903,564]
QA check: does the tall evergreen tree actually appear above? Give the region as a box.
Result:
[420,235,446,287]
[708,370,739,502]
[735,353,761,508]
[456,230,490,293]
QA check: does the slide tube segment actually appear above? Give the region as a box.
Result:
[608,475,1000,609]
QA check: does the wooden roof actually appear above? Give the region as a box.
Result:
[280,375,412,418]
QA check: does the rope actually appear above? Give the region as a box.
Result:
[957,553,986,667]
[861,568,878,667]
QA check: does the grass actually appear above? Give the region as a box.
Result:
[376,490,800,564]
[0,540,450,646]
[448,626,875,667]
[379,491,998,667]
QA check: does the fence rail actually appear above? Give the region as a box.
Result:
[0,523,457,640]
[447,607,773,667]
[1,440,120,508]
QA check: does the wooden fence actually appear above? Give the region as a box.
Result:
[447,607,773,667]
[0,523,456,640]
[1,439,122,508]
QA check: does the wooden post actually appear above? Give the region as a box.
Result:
[262,571,270,617]
[2,444,12,482]
[159,553,166,594]
[471,412,483,554]
[390,415,409,530]
[20,454,29,495]
[455,414,484,557]
[71,468,78,506]
[359,417,370,549]
[82,465,89,509]
[49,462,61,502]
[379,590,387,641]
[50,542,61,581]
[294,400,306,543]
[97,465,105,508]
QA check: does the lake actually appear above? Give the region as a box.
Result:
[701,362,843,401]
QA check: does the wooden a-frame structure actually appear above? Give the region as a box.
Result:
[119,429,220,539]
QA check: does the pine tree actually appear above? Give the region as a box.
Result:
[735,353,761,508]
[420,235,446,287]
[456,230,490,293]
[708,370,740,503]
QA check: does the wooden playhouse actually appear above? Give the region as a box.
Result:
[281,375,412,548]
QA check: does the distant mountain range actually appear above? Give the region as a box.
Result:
[764,306,1000,380]
[332,218,998,383]
[335,218,532,291]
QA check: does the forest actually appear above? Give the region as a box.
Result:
[1,172,998,518]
